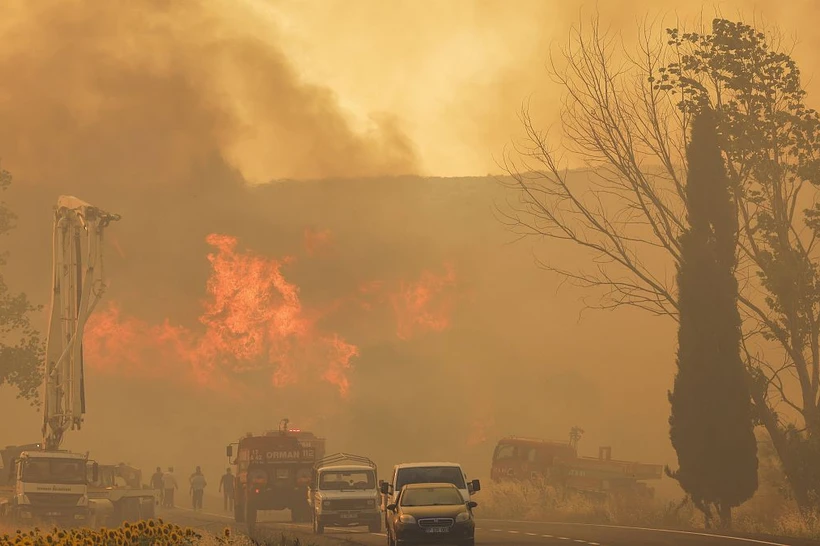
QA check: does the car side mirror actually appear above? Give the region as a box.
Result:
[467,501,478,509]
[380,482,390,495]
[226,445,233,458]
[470,479,481,493]
[386,503,397,512]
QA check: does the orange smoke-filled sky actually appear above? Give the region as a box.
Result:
[2,0,817,182]
[256,0,820,177]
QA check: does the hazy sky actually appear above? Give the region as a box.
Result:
[254,0,820,177]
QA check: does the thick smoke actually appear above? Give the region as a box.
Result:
[0,0,417,186]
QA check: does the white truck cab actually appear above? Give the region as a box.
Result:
[0,450,96,526]
[309,454,382,535]
[379,462,480,514]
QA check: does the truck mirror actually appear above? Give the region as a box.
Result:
[226,445,233,458]
[467,501,478,509]
[470,479,481,493]
[380,482,390,495]
[386,503,397,512]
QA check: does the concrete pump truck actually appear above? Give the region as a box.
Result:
[0,197,154,526]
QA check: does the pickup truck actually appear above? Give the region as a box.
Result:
[309,453,381,534]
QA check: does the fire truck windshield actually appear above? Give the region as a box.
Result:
[395,466,466,491]
[22,459,86,484]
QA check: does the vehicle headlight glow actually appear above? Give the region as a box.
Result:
[455,511,471,523]
[399,514,416,524]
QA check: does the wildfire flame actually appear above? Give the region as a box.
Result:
[84,231,458,397]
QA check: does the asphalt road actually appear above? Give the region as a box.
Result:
[164,506,820,546]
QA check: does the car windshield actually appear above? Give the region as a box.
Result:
[395,466,466,491]
[319,470,375,490]
[401,487,465,507]
[22,459,86,485]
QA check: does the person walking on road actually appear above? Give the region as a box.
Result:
[162,467,179,508]
[189,466,207,511]
[219,468,235,512]
[150,466,164,506]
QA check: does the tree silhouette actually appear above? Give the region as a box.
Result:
[667,107,758,529]
[501,16,820,510]
[0,166,44,404]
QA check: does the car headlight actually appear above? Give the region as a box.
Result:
[322,500,331,508]
[399,514,416,524]
[455,511,471,523]
[366,499,375,507]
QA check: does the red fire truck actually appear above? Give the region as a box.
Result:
[490,432,663,498]
[227,419,326,535]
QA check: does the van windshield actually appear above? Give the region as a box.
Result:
[319,470,375,490]
[395,466,466,492]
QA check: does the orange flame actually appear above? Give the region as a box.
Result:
[85,233,358,396]
[85,230,458,397]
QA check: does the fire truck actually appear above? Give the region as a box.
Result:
[226,419,326,535]
[490,430,663,498]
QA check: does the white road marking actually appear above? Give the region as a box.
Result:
[557,537,569,540]
[541,535,553,538]
[525,532,538,536]
[588,543,600,545]
[479,518,792,546]
[573,540,586,543]
[508,530,520,533]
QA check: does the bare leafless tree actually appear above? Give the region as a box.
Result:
[500,13,820,511]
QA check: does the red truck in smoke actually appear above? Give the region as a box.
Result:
[490,431,663,498]
[226,419,325,535]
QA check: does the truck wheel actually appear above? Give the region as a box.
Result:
[234,490,245,523]
[245,501,257,536]
[291,501,310,523]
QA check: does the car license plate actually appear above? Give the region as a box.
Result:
[425,527,449,533]
[340,513,356,519]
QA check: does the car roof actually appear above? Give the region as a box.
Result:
[394,462,463,470]
[402,482,459,490]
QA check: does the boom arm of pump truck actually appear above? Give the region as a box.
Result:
[41,196,120,451]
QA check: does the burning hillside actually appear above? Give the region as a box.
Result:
[84,230,458,398]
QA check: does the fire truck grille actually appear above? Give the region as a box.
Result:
[27,493,82,506]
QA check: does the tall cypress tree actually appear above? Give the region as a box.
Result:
[667,107,758,528]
